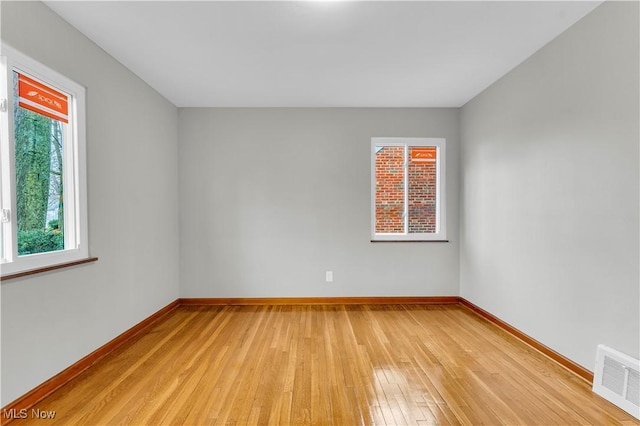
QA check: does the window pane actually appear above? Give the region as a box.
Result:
[13,71,65,255]
[375,145,405,233]
[408,146,437,234]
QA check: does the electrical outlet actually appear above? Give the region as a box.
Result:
[325,271,333,282]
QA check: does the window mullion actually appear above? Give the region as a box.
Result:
[404,144,409,235]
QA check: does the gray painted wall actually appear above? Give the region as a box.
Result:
[1,2,180,405]
[460,1,639,369]
[178,108,460,297]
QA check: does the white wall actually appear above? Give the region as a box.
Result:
[460,1,639,370]
[179,108,460,297]
[1,2,180,405]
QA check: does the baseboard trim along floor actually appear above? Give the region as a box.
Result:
[1,296,593,424]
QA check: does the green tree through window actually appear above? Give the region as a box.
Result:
[13,71,64,255]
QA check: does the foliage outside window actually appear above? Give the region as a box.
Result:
[1,44,88,277]
[13,72,65,255]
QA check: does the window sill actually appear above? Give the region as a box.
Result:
[371,240,449,243]
[1,257,98,281]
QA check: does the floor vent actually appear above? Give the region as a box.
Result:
[593,344,640,419]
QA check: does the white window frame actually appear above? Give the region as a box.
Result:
[371,137,447,242]
[0,44,88,277]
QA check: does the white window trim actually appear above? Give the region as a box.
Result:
[0,43,89,277]
[371,137,447,242]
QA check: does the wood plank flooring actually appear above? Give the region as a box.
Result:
[9,304,638,425]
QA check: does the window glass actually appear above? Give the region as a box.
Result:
[374,145,405,234]
[408,146,437,234]
[13,71,66,255]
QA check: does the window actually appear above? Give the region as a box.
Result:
[1,44,88,276]
[371,137,446,241]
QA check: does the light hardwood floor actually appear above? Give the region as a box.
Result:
[10,305,639,425]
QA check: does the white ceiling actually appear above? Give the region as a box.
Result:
[45,1,602,108]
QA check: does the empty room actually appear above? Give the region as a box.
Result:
[1,0,638,424]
